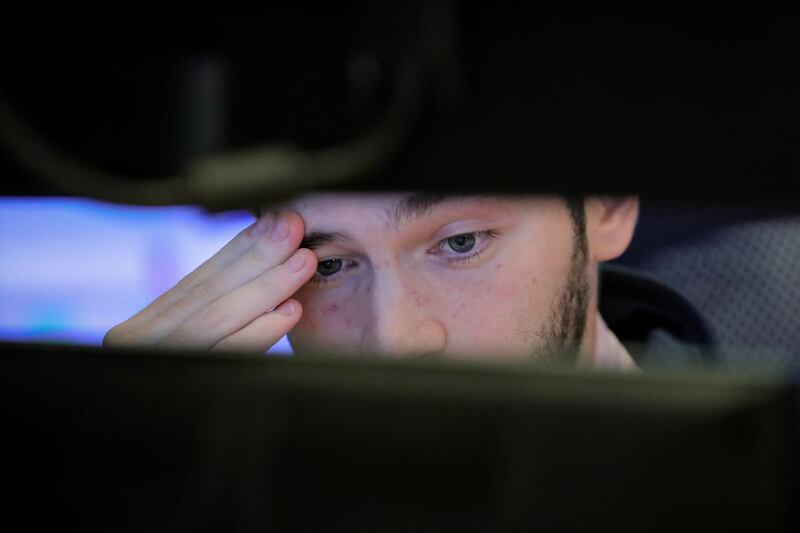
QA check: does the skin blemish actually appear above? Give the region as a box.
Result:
[404,284,428,308]
[327,303,339,314]
[452,301,468,319]
[414,293,432,307]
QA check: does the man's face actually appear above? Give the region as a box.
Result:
[284,194,590,359]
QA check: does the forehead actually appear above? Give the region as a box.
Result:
[288,192,403,221]
[286,193,504,227]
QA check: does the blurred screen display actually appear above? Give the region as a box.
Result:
[0,197,292,353]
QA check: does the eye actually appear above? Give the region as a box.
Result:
[429,229,500,264]
[316,258,343,277]
[446,233,476,253]
[308,257,360,287]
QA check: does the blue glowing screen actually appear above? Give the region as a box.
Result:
[0,197,292,354]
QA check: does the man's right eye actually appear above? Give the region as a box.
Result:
[317,258,343,276]
[308,258,360,287]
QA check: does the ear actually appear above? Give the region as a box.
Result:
[584,197,639,262]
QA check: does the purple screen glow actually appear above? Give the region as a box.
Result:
[0,197,292,354]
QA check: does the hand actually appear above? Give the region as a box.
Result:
[103,211,317,353]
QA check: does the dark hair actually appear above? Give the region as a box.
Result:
[563,196,586,239]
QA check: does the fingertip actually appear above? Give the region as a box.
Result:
[303,250,321,280]
[281,210,306,243]
[289,299,304,325]
[296,247,317,263]
[284,247,315,274]
[275,298,299,317]
[275,300,303,331]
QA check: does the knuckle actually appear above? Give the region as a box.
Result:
[195,304,234,335]
[248,238,271,265]
[177,268,201,290]
[103,325,123,346]
[162,327,196,348]
[165,314,216,347]
[256,270,279,289]
[192,278,219,303]
[169,295,192,315]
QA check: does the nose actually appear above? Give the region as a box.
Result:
[363,267,447,358]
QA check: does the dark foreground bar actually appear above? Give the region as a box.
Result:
[1,342,796,532]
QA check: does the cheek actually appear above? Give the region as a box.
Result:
[439,264,520,333]
[439,252,557,350]
[447,258,531,311]
[291,284,365,344]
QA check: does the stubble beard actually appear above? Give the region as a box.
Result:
[532,214,590,363]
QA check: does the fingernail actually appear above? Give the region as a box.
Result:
[287,252,307,272]
[251,213,272,237]
[270,215,290,242]
[276,301,295,317]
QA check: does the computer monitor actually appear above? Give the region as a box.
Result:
[2,341,796,532]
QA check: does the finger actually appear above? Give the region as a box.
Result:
[159,248,317,348]
[106,212,277,341]
[114,211,306,345]
[211,299,302,353]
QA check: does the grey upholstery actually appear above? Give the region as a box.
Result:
[618,210,800,372]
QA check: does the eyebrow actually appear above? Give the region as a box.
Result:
[389,193,490,229]
[300,230,353,251]
[300,194,491,251]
